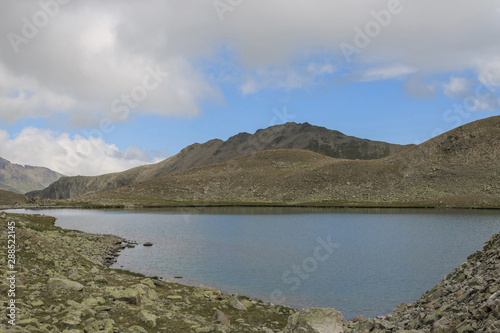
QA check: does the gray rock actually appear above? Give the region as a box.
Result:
[230,298,248,311]
[47,278,84,293]
[111,288,141,305]
[285,307,346,333]
[213,309,231,326]
[138,310,159,328]
[352,315,367,323]
[126,326,149,333]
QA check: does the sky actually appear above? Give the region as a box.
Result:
[0,0,499,176]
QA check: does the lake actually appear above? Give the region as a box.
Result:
[10,207,500,319]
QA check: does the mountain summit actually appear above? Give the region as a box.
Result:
[27,122,413,199]
[87,116,500,208]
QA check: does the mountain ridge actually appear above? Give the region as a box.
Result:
[0,157,63,194]
[85,116,500,208]
[27,122,413,199]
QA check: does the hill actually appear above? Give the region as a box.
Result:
[27,122,412,199]
[0,188,26,207]
[86,116,500,208]
[0,157,63,194]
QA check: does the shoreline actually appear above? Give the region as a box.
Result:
[0,212,296,332]
[6,201,500,211]
[1,211,499,332]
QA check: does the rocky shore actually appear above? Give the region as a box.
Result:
[1,212,499,332]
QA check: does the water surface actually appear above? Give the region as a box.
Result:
[11,207,500,319]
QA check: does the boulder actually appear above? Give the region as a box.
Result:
[285,307,346,333]
[352,314,367,323]
[138,310,159,327]
[126,326,149,333]
[47,278,84,293]
[111,288,141,305]
[230,298,248,311]
[213,309,231,326]
[140,278,156,289]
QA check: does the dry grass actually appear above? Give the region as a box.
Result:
[83,116,500,209]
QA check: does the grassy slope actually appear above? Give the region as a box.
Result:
[85,116,500,208]
[0,189,26,207]
[28,122,412,200]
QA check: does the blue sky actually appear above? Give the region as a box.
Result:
[0,0,499,176]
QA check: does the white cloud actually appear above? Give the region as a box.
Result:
[241,63,336,95]
[0,0,499,123]
[358,65,417,82]
[0,127,159,176]
[476,58,500,89]
[440,71,499,111]
[443,77,472,98]
[404,76,437,99]
[307,63,335,76]
[0,0,219,125]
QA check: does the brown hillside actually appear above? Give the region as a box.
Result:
[86,116,500,208]
[28,122,412,200]
[0,189,27,207]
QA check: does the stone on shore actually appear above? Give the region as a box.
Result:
[213,309,231,326]
[285,307,346,333]
[138,309,159,327]
[230,297,248,311]
[126,326,149,333]
[47,278,84,293]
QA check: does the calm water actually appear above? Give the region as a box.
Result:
[11,207,500,319]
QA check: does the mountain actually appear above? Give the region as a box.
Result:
[86,116,500,208]
[27,122,413,199]
[0,157,63,194]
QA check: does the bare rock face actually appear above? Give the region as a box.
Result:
[285,307,347,333]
